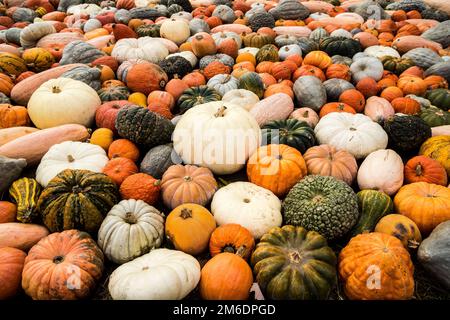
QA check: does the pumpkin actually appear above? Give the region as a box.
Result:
[402,48,443,70]
[173,101,260,175]
[98,86,130,102]
[0,53,27,77]
[209,224,255,260]
[319,102,356,118]
[320,36,362,58]
[289,107,319,128]
[397,76,427,96]
[314,113,388,159]
[338,89,365,113]
[293,75,327,111]
[222,89,259,111]
[0,201,16,223]
[177,85,222,114]
[89,128,113,152]
[59,41,105,66]
[97,199,164,264]
[381,56,415,75]
[0,223,49,251]
[160,18,190,45]
[303,50,332,69]
[111,37,169,64]
[423,75,448,90]
[21,47,55,73]
[199,252,253,300]
[326,63,351,81]
[126,62,168,95]
[102,157,138,186]
[364,96,395,122]
[0,104,30,128]
[9,177,42,223]
[119,173,160,206]
[108,248,200,300]
[338,232,414,300]
[404,155,448,186]
[191,32,217,58]
[0,247,26,300]
[95,100,130,134]
[206,74,239,96]
[390,97,420,115]
[350,57,384,82]
[147,90,175,111]
[237,72,264,99]
[159,55,193,78]
[380,87,404,102]
[394,182,450,235]
[251,225,337,300]
[22,229,104,300]
[355,77,380,98]
[140,143,181,180]
[425,88,450,111]
[375,214,422,249]
[419,136,450,176]
[38,169,119,234]
[108,139,140,162]
[255,44,279,64]
[420,106,450,128]
[303,144,358,185]
[0,74,13,96]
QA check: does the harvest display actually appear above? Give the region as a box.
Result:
[0,0,449,301]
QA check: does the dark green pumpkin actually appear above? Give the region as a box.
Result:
[177,85,222,114]
[140,143,181,179]
[135,24,161,37]
[97,86,130,102]
[319,36,362,58]
[426,88,450,111]
[380,56,415,75]
[255,44,279,64]
[167,4,184,16]
[251,225,337,300]
[158,56,192,78]
[37,169,119,234]
[248,11,275,32]
[383,114,432,154]
[242,33,274,49]
[9,177,42,223]
[262,119,316,154]
[420,106,450,127]
[115,105,175,147]
[349,190,393,237]
[238,72,264,99]
[297,38,319,55]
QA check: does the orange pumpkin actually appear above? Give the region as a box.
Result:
[293,65,325,82]
[148,103,174,119]
[374,214,422,249]
[397,23,421,36]
[203,61,231,80]
[165,77,189,101]
[182,71,206,87]
[397,76,427,95]
[285,54,303,67]
[390,97,420,115]
[319,102,356,118]
[191,32,217,58]
[209,224,255,260]
[338,89,365,113]
[247,144,307,197]
[0,104,30,128]
[165,203,216,256]
[0,201,16,223]
[0,73,13,96]
[0,247,26,300]
[423,75,448,90]
[255,61,274,74]
[404,156,448,186]
[126,62,168,95]
[406,10,421,19]
[107,139,140,162]
[102,157,139,185]
[391,10,407,22]
[217,38,238,58]
[326,64,351,81]
[263,83,294,99]
[399,66,424,79]
[270,62,292,80]
[356,77,380,98]
[236,52,256,66]
[233,61,255,72]
[147,90,175,110]
[377,78,397,90]
[119,173,161,206]
[303,51,332,69]
[380,86,403,102]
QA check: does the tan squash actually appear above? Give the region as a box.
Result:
[0,126,40,146]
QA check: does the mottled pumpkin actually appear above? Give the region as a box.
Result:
[419,135,450,176]
[375,214,422,249]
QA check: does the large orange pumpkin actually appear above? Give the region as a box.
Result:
[126,62,168,95]
[326,64,351,81]
[209,223,255,260]
[0,247,26,299]
[119,173,161,205]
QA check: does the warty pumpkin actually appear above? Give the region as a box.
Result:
[9,177,42,223]
[21,47,55,72]
[119,173,160,206]
[404,155,448,186]
[375,214,422,250]
[0,247,26,300]
[107,138,140,162]
[209,223,255,260]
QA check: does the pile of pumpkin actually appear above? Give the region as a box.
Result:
[0,0,450,301]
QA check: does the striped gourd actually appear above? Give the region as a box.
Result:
[0,53,27,77]
[9,177,42,223]
[349,190,394,237]
[37,169,119,235]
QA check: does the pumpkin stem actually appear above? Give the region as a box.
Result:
[183,176,193,182]
[53,256,64,264]
[243,198,250,203]
[125,212,137,224]
[223,245,236,254]
[235,246,248,258]
[214,106,227,117]
[408,240,420,250]
[67,155,75,163]
[302,110,309,117]
[180,208,193,219]
[415,164,423,176]
[154,179,161,187]
[52,86,61,94]
[289,251,301,263]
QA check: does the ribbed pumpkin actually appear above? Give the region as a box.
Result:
[338,232,414,300]
[0,53,27,77]
[108,139,140,162]
[251,225,337,300]
[255,44,279,64]
[9,177,42,223]
[419,135,450,176]
[238,72,264,99]
[98,86,130,102]
[119,173,160,206]
[404,155,448,186]
[21,48,54,72]
[420,106,450,127]
[303,50,332,69]
[0,247,26,300]
[338,89,366,113]
[177,85,222,114]
[397,76,427,96]
[0,74,13,96]
[209,224,255,260]
[319,37,362,58]
[375,214,422,250]
[161,164,218,210]
[37,169,119,234]
[426,88,450,111]
[319,102,356,118]
[102,157,138,186]
[126,62,168,95]
[390,97,420,115]
[0,104,30,128]
[380,56,415,75]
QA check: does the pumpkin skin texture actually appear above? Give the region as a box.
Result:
[247,144,307,197]
[97,199,165,264]
[108,139,140,162]
[199,253,253,300]
[0,247,26,300]
[0,104,30,128]
[375,214,422,250]
[303,144,358,185]
[419,136,450,176]
[37,169,119,235]
[0,201,16,223]
[119,173,161,206]
[338,232,414,300]
[9,177,42,223]
[102,157,138,186]
[140,143,181,180]
[394,182,450,235]
[125,62,168,95]
[283,175,359,241]
[404,155,448,186]
[21,230,103,300]
[165,203,216,256]
[209,224,255,260]
[251,225,337,300]
[108,248,200,300]
[161,164,218,210]
[177,85,222,114]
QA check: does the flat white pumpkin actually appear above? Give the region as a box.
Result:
[111,37,169,63]
[108,248,200,300]
[97,199,165,264]
[36,141,108,187]
[222,89,259,111]
[210,182,282,239]
[27,78,101,129]
[173,101,261,175]
[160,19,190,45]
[314,113,388,159]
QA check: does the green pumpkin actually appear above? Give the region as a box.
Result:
[255,44,279,64]
[97,86,130,102]
[319,36,362,58]
[380,56,415,75]
[283,175,359,240]
[420,106,450,127]
[158,56,193,78]
[426,89,450,111]
[177,85,222,114]
[242,33,274,49]
[383,114,432,154]
[140,143,181,179]
[9,177,42,223]
[37,169,119,234]
[251,225,337,300]
[262,119,316,154]
[297,38,319,55]
[135,24,161,37]
[115,105,175,147]
[238,72,264,98]
[350,190,393,237]
[248,11,275,32]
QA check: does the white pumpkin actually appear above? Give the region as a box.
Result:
[357,149,404,196]
[108,248,200,300]
[36,141,108,186]
[173,101,261,175]
[238,47,259,56]
[67,4,101,16]
[330,29,352,38]
[350,57,384,82]
[211,182,282,239]
[222,89,259,111]
[206,74,239,96]
[278,44,302,60]
[27,78,101,129]
[111,37,169,63]
[212,31,242,48]
[167,51,197,68]
[314,113,388,159]
[364,45,400,58]
[160,18,190,45]
[97,199,165,264]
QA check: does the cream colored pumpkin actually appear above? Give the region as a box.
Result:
[364,45,400,58]
[210,182,282,239]
[36,141,108,187]
[27,78,101,129]
[108,248,200,300]
[222,89,259,111]
[66,4,102,16]
[160,19,190,45]
[111,37,169,63]
[350,57,384,82]
[357,149,404,196]
[364,96,395,122]
[173,101,261,175]
[97,199,165,264]
[314,113,388,159]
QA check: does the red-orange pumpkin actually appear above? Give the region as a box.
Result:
[119,173,161,205]
[404,156,448,186]
[0,247,26,300]
[102,157,139,185]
